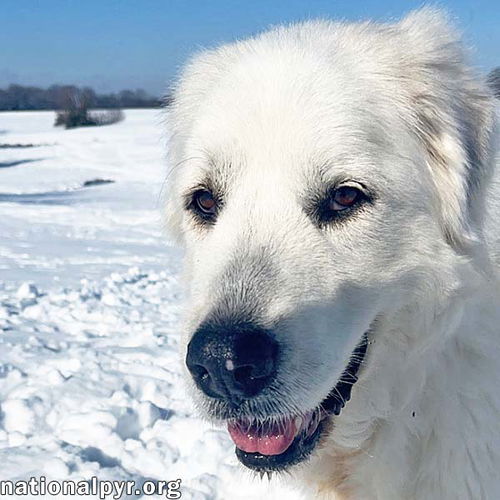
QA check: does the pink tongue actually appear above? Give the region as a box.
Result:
[227,418,298,456]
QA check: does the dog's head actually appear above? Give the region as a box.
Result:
[164,8,496,473]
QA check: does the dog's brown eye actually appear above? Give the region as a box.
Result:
[186,187,221,225]
[330,186,362,211]
[195,190,216,214]
[312,183,370,226]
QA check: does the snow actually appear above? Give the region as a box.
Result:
[0,110,300,499]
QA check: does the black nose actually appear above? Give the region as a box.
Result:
[186,322,278,403]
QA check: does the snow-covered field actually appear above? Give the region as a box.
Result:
[0,110,299,499]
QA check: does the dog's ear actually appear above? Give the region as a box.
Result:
[399,8,497,253]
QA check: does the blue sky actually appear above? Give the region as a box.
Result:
[0,0,498,96]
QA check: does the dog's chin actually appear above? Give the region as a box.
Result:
[225,334,369,473]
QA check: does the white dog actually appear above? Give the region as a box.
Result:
[164,7,500,499]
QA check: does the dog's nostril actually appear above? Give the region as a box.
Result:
[233,365,254,384]
[187,361,226,400]
[191,364,209,381]
[231,362,272,398]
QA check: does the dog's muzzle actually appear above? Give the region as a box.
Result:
[186,318,369,472]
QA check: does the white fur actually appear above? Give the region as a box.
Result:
[165,8,500,499]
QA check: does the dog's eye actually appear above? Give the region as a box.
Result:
[313,183,370,226]
[194,190,216,214]
[329,186,362,211]
[188,189,219,223]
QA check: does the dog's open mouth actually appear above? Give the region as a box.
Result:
[227,334,368,472]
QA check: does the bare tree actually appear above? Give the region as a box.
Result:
[54,87,97,128]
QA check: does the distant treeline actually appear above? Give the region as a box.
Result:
[0,84,169,111]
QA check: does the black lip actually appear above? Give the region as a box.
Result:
[235,419,325,473]
[320,333,368,414]
[233,333,369,472]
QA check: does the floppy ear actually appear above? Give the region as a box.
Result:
[399,8,497,253]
